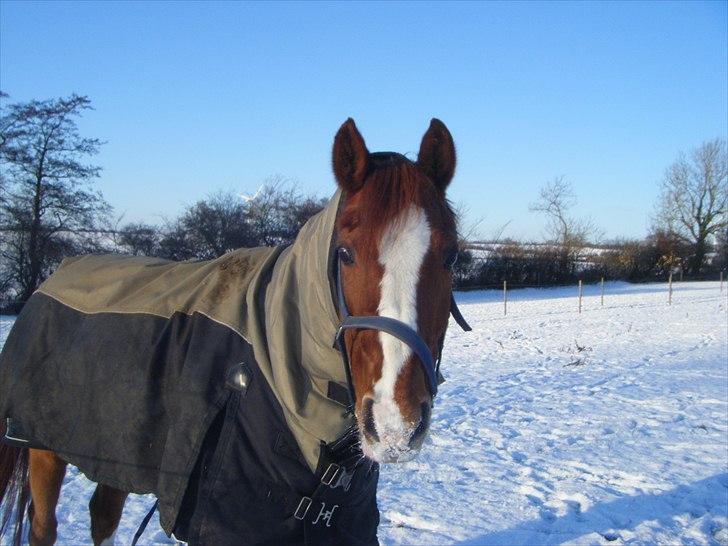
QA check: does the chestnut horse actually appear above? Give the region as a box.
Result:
[0,118,463,545]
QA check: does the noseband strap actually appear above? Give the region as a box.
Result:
[333,259,471,407]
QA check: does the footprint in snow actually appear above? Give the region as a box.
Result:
[383,511,443,533]
[539,507,557,522]
[711,525,728,543]
[510,451,527,463]
[601,531,621,542]
[564,499,584,520]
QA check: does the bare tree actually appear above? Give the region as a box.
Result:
[156,181,327,261]
[158,191,256,260]
[0,94,111,305]
[654,139,727,275]
[448,201,490,287]
[451,200,487,244]
[117,222,162,257]
[530,176,599,274]
[245,176,326,246]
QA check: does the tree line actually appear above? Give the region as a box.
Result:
[453,231,727,290]
[455,144,727,288]
[1,94,726,311]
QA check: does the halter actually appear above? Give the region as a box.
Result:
[333,258,472,408]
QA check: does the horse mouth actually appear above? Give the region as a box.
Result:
[357,399,431,463]
[361,436,422,464]
[359,420,429,464]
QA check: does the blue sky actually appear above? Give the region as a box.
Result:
[1,1,726,241]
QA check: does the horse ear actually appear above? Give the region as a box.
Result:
[417,118,456,192]
[332,118,369,193]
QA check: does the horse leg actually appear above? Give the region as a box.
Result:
[89,484,128,546]
[27,449,66,546]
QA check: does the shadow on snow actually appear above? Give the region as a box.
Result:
[457,473,728,545]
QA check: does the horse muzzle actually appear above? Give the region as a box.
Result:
[358,396,431,463]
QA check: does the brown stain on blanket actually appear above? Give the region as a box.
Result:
[208,254,254,304]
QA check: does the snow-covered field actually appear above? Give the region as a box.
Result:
[1,280,726,545]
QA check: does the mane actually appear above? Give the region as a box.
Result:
[338,152,457,239]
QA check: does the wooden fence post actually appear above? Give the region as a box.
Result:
[503,280,507,316]
[600,277,604,307]
[578,280,583,314]
[668,272,673,305]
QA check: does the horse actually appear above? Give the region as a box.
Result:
[0,118,469,545]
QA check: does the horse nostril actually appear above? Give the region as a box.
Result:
[409,402,431,448]
[361,396,379,443]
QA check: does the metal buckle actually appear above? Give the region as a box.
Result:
[321,463,340,486]
[331,466,354,491]
[294,496,312,520]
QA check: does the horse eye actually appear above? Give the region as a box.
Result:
[338,246,355,266]
[444,249,458,270]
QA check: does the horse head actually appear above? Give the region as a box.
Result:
[332,118,459,463]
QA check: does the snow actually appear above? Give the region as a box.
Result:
[1,280,727,545]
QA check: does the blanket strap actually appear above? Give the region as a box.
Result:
[2,418,49,450]
[130,499,159,546]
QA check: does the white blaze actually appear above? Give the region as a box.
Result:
[372,205,431,428]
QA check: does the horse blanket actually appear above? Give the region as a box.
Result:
[0,190,380,545]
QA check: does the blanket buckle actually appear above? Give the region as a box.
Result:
[294,496,312,520]
[321,463,340,486]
